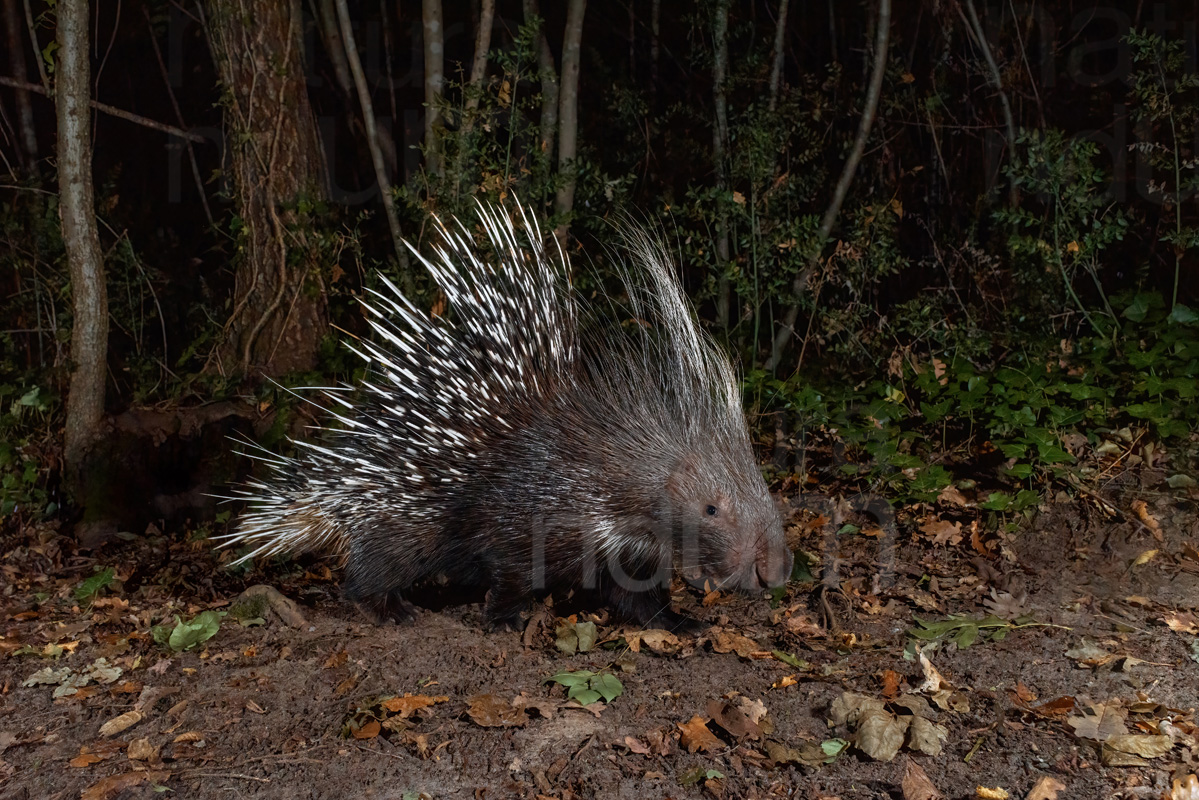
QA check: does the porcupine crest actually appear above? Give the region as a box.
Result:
[223,202,792,629]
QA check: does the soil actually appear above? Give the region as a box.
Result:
[1,478,1198,800]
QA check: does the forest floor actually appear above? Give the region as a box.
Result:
[1,454,1198,800]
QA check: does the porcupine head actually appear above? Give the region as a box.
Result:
[223,203,793,630]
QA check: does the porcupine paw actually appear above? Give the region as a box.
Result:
[355,589,419,625]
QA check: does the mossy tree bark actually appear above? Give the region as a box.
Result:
[204,0,328,379]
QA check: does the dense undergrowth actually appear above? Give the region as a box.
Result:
[1,9,1197,523]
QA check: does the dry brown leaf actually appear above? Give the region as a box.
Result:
[626,629,680,655]
[350,719,380,739]
[919,519,962,546]
[901,758,943,800]
[1163,612,1199,635]
[906,716,948,756]
[677,715,722,753]
[380,694,449,718]
[466,694,528,728]
[127,737,158,761]
[98,710,143,738]
[1026,776,1066,800]
[1172,774,1199,800]
[1104,734,1173,758]
[937,485,969,506]
[69,752,104,768]
[856,710,908,762]
[974,788,1009,799]
[80,770,166,800]
[1131,500,1163,541]
[880,670,902,699]
[706,628,760,658]
[706,699,763,741]
[324,650,348,669]
[623,735,651,755]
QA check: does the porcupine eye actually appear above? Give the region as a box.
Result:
[705,505,718,517]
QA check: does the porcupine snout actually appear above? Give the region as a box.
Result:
[724,517,793,592]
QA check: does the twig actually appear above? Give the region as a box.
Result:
[0,75,207,142]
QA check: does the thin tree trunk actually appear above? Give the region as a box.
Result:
[315,0,352,94]
[553,0,586,244]
[523,0,558,168]
[422,0,444,177]
[451,0,494,196]
[334,0,409,276]
[767,0,891,373]
[768,0,789,112]
[711,0,731,331]
[57,0,108,475]
[2,0,36,170]
[961,0,1018,206]
[465,0,494,112]
[204,0,328,378]
[649,0,659,112]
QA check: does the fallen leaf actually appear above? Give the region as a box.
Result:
[677,715,722,753]
[974,788,1009,799]
[919,518,962,546]
[706,628,760,658]
[127,737,158,761]
[907,716,948,756]
[349,719,380,739]
[380,694,449,718]
[1105,734,1173,758]
[901,758,943,799]
[1131,500,1163,541]
[623,735,651,755]
[467,694,527,728]
[706,699,763,740]
[98,710,144,738]
[856,709,908,762]
[1026,776,1066,800]
[1172,774,1199,800]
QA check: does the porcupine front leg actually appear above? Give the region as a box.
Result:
[482,571,534,631]
[606,584,705,634]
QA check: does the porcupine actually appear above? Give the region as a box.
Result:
[222,203,793,631]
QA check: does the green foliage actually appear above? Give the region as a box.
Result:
[151,610,225,652]
[996,128,1127,332]
[545,669,623,706]
[0,385,57,520]
[73,566,115,605]
[1126,29,1199,309]
[906,614,1027,650]
[755,292,1199,504]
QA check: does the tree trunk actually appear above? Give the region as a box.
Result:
[3,0,37,171]
[204,0,327,378]
[768,0,789,112]
[57,0,109,477]
[711,0,731,331]
[523,0,558,169]
[553,0,586,244]
[422,0,444,177]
